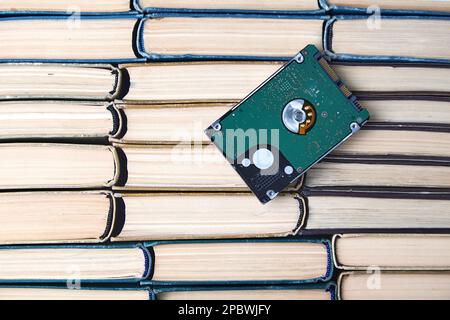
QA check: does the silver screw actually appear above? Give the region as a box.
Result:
[294,53,304,64]
[284,166,294,175]
[350,122,360,132]
[266,190,277,199]
[212,123,221,131]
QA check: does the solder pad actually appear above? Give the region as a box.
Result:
[205,45,370,203]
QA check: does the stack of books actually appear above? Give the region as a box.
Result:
[0,0,449,300]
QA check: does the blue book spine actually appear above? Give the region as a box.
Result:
[324,15,450,65]
[141,238,334,286]
[137,12,329,62]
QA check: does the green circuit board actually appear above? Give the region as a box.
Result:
[205,45,370,203]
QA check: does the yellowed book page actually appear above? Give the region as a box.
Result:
[333,130,450,157]
[140,0,320,10]
[305,161,450,188]
[336,234,450,270]
[0,288,149,300]
[118,104,231,143]
[329,0,450,12]
[118,145,247,190]
[123,62,281,102]
[0,19,136,60]
[332,19,450,60]
[143,17,323,57]
[0,247,146,281]
[361,100,450,124]
[0,64,118,100]
[306,196,450,229]
[158,289,331,300]
[0,101,114,139]
[0,192,111,244]
[334,65,450,94]
[0,0,131,12]
[152,242,328,282]
[340,272,450,300]
[0,144,118,189]
[112,193,300,241]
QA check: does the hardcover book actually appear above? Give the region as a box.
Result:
[325,16,450,64]
[0,286,151,300]
[153,284,336,300]
[298,189,450,233]
[0,15,143,63]
[0,240,332,285]
[0,64,121,100]
[138,14,326,60]
[0,0,135,15]
[0,191,114,245]
[333,234,450,270]
[324,0,450,16]
[338,272,450,300]
[134,0,325,14]
[0,101,120,140]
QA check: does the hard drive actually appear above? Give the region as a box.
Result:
[205,45,370,203]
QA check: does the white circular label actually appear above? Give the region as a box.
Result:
[252,148,274,170]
